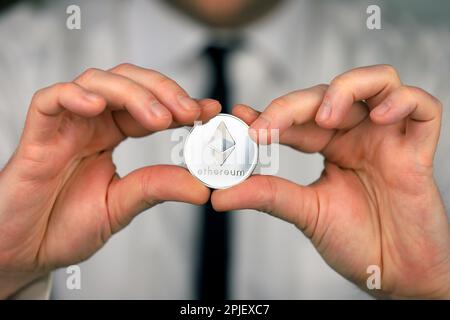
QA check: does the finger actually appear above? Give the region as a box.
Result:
[233,100,366,153]
[370,85,443,154]
[107,165,210,233]
[233,104,334,152]
[316,64,402,129]
[247,85,327,144]
[109,63,201,125]
[211,175,319,237]
[277,122,336,153]
[112,98,221,137]
[233,101,367,130]
[232,103,259,125]
[24,82,107,143]
[75,68,173,131]
[196,99,222,123]
[244,85,368,145]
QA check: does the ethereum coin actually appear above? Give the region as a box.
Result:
[184,113,258,189]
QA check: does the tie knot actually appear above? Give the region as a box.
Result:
[203,39,241,65]
[203,40,241,112]
[204,45,230,62]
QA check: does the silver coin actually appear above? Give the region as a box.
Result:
[184,113,258,189]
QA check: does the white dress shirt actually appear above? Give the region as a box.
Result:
[0,0,449,299]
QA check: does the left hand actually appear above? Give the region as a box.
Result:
[0,63,219,298]
[211,65,450,299]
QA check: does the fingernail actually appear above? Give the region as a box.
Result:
[84,92,101,103]
[373,102,390,116]
[242,104,258,116]
[317,100,332,121]
[149,101,170,118]
[177,95,199,110]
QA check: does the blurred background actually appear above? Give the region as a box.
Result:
[2,0,450,25]
[0,0,449,299]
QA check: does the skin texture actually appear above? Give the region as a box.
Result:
[0,63,221,298]
[165,0,283,28]
[0,62,448,299]
[211,65,450,299]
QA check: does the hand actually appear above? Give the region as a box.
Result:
[0,63,221,298]
[212,65,450,299]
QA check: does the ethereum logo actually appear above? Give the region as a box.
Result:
[208,121,235,165]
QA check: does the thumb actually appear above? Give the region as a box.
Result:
[211,175,319,235]
[107,165,210,233]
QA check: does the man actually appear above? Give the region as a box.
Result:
[0,0,449,299]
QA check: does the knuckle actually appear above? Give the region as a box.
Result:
[401,85,425,102]
[301,84,328,100]
[401,86,443,118]
[378,64,399,78]
[404,85,425,96]
[155,75,172,87]
[407,85,443,113]
[140,169,163,206]
[155,75,182,94]
[397,85,414,98]
[31,87,46,103]
[31,82,72,107]
[111,62,136,74]
[270,96,290,110]
[77,67,101,83]
[330,67,365,89]
[330,74,348,88]
[314,83,329,92]
[255,176,277,214]
[52,82,73,93]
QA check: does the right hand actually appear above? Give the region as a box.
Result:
[0,63,220,298]
[212,66,450,299]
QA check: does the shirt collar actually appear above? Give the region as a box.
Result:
[126,0,209,70]
[126,0,310,79]
[243,0,311,81]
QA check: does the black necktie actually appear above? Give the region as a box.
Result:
[196,44,234,300]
